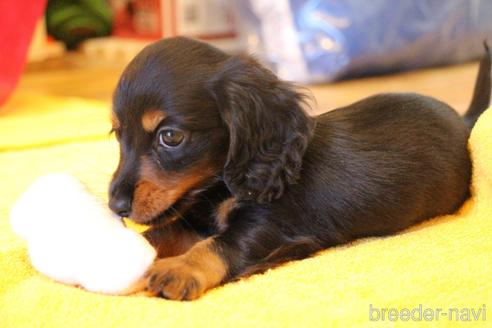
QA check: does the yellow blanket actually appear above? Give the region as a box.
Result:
[1,93,491,327]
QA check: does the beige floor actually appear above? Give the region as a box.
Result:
[12,53,480,116]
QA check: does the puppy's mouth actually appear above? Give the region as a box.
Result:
[131,186,204,226]
[144,195,190,226]
[127,175,220,225]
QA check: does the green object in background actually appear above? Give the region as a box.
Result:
[46,0,112,49]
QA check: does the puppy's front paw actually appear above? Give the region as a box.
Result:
[146,257,206,301]
[146,239,227,301]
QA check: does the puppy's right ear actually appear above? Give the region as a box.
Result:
[207,55,314,203]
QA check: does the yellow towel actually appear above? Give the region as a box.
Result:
[0,93,491,327]
[0,92,111,151]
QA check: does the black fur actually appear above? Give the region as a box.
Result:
[109,37,490,298]
[208,55,314,203]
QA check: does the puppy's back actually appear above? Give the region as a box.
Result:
[299,93,471,238]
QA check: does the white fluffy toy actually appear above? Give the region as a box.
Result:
[10,173,156,295]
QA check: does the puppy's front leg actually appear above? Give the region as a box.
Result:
[145,206,322,300]
[143,220,203,258]
[145,238,226,300]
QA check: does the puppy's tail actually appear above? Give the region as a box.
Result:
[464,41,491,129]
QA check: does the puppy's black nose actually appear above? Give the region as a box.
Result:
[108,196,131,218]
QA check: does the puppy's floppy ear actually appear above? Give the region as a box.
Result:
[208,55,314,203]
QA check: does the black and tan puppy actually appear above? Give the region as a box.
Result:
[109,37,490,300]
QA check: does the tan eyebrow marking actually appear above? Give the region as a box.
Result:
[142,109,166,132]
[111,112,120,129]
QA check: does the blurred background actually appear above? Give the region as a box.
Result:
[2,0,492,112]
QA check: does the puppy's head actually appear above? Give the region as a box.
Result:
[109,37,314,224]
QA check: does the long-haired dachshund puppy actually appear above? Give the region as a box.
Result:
[109,37,490,300]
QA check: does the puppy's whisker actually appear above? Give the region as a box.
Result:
[168,205,201,236]
[190,191,215,208]
[168,205,184,221]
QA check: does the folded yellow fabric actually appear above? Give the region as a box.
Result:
[0,92,111,151]
[0,95,491,327]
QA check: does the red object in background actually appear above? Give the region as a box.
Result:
[0,0,47,106]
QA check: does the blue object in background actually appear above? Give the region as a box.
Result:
[237,0,492,83]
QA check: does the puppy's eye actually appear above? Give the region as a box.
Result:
[158,128,185,148]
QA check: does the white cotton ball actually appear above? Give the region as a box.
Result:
[9,173,156,295]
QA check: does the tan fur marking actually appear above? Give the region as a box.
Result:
[183,239,227,285]
[146,239,227,300]
[131,156,216,223]
[132,176,203,224]
[111,112,120,130]
[141,109,166,132]
[144,222,203,258]
[215,197,237,232]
